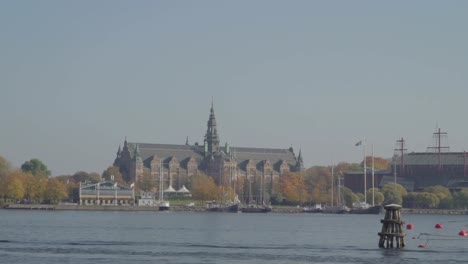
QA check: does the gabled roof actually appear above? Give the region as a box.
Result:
[128,143,204,166]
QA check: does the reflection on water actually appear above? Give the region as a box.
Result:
[0,210,467,264]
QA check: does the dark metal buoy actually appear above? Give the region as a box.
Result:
[378,204,405,249]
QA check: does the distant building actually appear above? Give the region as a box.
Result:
[138,191,155,206]
[344,130,468,193]
[112,102,304,192]
[79,181,133,205]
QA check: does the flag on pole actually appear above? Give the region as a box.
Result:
[130,183,135,188]
[114,182,118,188]
[355,141,362,146]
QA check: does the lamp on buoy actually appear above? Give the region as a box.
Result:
[458,229,467,236]
[435,223,443,229]
[407,223,414,230]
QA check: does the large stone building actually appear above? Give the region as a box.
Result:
[112,103,304,191]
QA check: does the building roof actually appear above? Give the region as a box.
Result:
[394,152,468,166]
[127,142,297,169]
[128,143,204,166]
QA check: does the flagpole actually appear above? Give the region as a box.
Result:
[363,139,367,205]
[372,144,375,207]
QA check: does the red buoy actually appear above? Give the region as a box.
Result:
[418,244,428,248]
[458,230,467,236]
[407,224,414,230]
[435,223,443,229]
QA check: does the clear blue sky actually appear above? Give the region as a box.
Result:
[1,1,467,176]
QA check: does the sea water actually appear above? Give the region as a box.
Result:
[0,210,467,264]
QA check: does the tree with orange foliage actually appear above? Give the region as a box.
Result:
[189,173,220,202]
[279,172,307,205]
[361,156,389,171]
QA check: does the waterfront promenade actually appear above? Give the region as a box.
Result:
[3,203,468,214]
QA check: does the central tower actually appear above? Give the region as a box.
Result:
[204,100,220,155]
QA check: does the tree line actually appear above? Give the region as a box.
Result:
[1,155,467,209]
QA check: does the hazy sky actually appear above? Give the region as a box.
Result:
[1,1,467,176]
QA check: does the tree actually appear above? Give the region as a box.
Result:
[44,178,67,204]
[366,188,384,205]
[189,173,219,202]
[279,172,307,205]
[425,185,451,201]
[361,156,390,171]
[381,182,407,205]
[137,171,156,192]
[453,189,468,209]
[303,167,330,204]
[102,166,125,184]
[4,172,25,200]
[342,187,359,208]
[71,171,100,183]
[21,159,51,177]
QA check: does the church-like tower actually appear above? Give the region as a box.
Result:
[204,101,220,155]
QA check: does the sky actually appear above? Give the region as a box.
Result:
[1,1,468,176]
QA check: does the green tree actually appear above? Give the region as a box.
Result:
[381,182,407,205]
[425,185,451,201]
[21,159,51,177]
[71,171,100,183]
[366,188,384,205]
[102,166,125,184]
[342,187,359,208]
[453,188,468,209]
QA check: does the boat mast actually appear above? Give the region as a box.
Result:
[331,164,334,207]
[372,144,375,207]
[160,160,164,202]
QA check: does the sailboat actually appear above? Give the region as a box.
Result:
[241,173,272,213]
[206,166,239,213]
[158,160,170,211]
[349,144,383,214]
[322,164,350,214]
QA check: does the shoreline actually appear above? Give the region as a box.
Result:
[3,204,467,215]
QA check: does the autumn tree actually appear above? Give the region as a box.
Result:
[360,156,390,171]
[21,159,51,177]
[4,172,25,201]
[279,172,307,205]
[44,178,67,204]
[303,166,331,204]
[188,173,220,202]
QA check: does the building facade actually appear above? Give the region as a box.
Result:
[113,103,304,191]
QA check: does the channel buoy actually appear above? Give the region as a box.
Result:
[435,223,443,229]
[407,224,414,230]
[458,230,467,236]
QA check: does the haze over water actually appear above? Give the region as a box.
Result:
[1,210,468,264]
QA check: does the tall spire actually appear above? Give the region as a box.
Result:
[185,136,189,145]
[204,99,220,154]
[133,144,142,162]
[296,149,304,171]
